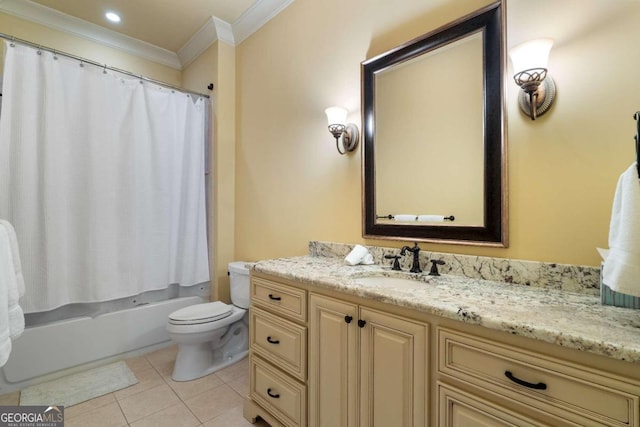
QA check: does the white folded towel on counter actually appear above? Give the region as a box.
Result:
[603,163,640,297]
[394,214,416,222]
[417,215,445,222]
[0,221,26,367]
[361,253,375,265]
[345,245,375,266]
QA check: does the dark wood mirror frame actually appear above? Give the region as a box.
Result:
[361,2,507,247]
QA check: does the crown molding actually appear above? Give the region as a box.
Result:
[177,16,235,68]
[0,0,294,70]
[177,0,294,67]
[0,0,182,69]
[214,17,236,46]
[232,0,295,45]
[177,17,218,68]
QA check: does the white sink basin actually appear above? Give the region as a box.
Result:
[354,276,423,288]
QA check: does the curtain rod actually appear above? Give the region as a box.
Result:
[0,32,211,99]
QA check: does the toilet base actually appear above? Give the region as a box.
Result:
[168,307,249,382]
[172,346,249,382]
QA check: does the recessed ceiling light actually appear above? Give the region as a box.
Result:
[105,12,121,23]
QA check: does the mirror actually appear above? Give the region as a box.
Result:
[362,2,507,247]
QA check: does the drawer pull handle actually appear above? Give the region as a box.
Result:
[266,336,280,344]
[345,315,353,324]
[268,294,282,301]
[267,388,280,398]
[358,319,367,328]
[505,371,547,390]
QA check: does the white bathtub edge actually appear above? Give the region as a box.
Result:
[0,296,205,393]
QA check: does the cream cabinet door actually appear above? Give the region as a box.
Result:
[309,294,358,427]
[359,307,428,427]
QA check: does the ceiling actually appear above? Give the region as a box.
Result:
[0,0,293,69]
[28,0,256,52]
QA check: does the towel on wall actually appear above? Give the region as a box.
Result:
[417,215,445,222]
[394,214,417,222]
[603,163,640,297]
[0,221,26,367]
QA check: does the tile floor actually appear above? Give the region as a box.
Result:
[0,346,270,427]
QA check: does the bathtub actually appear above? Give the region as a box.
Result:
[0,284,208,393]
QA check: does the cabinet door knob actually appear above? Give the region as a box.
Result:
[267,388,280,398]
[344,315,353,324]
[504,371,547,390]
[357,319,367,328]
[268,294,281,301]
[266,336,280,344]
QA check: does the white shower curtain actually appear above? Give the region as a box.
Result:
[0,41,210,313]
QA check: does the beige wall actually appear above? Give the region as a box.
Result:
[215,42,237,302]
[3,0,636,278]
[0,13,181,85]
[235,0,638,267]
[183,41,237,302]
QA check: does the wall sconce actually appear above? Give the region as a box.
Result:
[508,38,556,120]
[324,106,359,154]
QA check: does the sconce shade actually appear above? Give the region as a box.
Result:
[508,38,555,120]
[324,106,359,155]
[325,106,348,126]
[508,38,553,74]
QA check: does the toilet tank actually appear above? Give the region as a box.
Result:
[228,261,251,309]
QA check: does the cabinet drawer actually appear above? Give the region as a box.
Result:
[250,356,307,427]
[438,381,556,427]
[250,306,307,381]
[438,328,640,427]
[251,277,307,322]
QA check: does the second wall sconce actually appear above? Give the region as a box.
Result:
[325,106,359,154]
[508,38,556,120]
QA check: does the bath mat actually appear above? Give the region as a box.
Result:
[20,361,138,407]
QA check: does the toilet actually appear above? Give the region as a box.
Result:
[167,261,251,381]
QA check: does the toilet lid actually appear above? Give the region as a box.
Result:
[169,301,232,325]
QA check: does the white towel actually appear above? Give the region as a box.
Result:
[0,221,25,340]
[361,253,375,265]
[417,215,445,222]
[345,245,372,266]
[0,220,25,300]
[596,247,610,261]
[603,163,640,297]
[0,225,23,366]
[394,214,417,222]
[0,227,13,366]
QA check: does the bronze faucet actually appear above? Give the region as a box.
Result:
[400,242,422,273]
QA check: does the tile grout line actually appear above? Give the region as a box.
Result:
[138,351,229,426]
[163,371,204,426]
[110,391,130,427]
[6,348,254,427]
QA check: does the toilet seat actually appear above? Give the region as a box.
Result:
[168,301,232,325]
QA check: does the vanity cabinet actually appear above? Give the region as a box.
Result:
[245,276,309,427]
[308,293,429,427]
[244,270,640,427]
[437,382,549,427]
[437,328,640,427]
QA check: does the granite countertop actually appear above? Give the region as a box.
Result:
[253,255,640,364]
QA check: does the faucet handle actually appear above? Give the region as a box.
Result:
[384,254,402,271]
[429,259,446,276]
